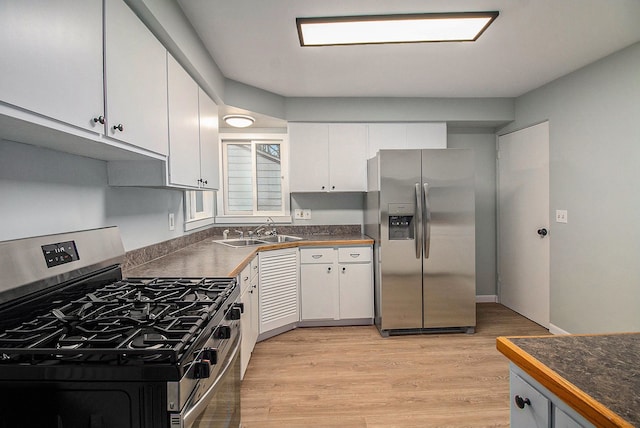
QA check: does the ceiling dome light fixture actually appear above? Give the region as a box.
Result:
[223,114,255,128]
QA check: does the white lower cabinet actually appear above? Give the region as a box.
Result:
[239,257,259,379]
[300,248,338,320]
[258,248,299,335]
[300,246,373,322]
[510,365,594,428]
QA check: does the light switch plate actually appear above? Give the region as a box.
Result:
[555,210,568,223]
[294,209,304,219]
[302,209,312,220]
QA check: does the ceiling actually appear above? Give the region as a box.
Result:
[177,0,640,125]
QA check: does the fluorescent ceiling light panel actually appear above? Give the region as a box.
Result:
[297,12,499,46]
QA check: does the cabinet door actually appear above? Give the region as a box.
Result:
[367,124,407,158]
[259,248,299,334]
[339,262,373,319]
[198,89,219,190]
[288,123,329,192]
[511,373,550,428]
[405,123,447,149]
[239,286,252,379]
[167,55,200,187]
[300,264,339,320]
[0,0,103,133]
[248,274,259,347]
[104,0,168,155]
[554,407,586,428]
[328,124,367,191]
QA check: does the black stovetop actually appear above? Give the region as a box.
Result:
[0,273,237,366]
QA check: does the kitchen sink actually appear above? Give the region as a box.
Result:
[213,238,268,248]
[258,235,303,243]
[213,235,303,248]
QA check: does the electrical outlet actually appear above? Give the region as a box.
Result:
[169,213,175,231]
[302,209,312,220]
[555,210,567,223]
[294,209,304,219]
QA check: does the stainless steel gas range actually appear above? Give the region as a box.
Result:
[0,227,241,428]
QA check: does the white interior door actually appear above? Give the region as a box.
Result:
[498,122,550,327]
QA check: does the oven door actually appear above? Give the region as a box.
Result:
[177,323,241,428]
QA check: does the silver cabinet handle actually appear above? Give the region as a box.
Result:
[423,183,431,259]
[311,254,322,259]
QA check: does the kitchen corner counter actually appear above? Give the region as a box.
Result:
[497,333,640,427]
[124,234,373,278]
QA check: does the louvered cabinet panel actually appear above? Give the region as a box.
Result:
[258,248,299,334]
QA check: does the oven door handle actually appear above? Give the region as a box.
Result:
[182,332,241,428]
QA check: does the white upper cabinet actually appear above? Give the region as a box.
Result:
[328,124,368,191]
[167,55,219,189]
[367,123,447,158]
[104,0,169,156]
[197,88,220,190]
[167,54,200,187]
[289,123,329,192]
[0,0,104,133]
[289,123,367,192]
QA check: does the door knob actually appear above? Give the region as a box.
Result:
[537,228,548,237]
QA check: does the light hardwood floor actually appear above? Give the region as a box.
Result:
[241,303,549,428]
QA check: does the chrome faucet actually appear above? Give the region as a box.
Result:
[251,217,276,237]
[235,229,244,238]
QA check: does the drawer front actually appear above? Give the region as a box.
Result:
[300,247,336,264]
[239,265,251,293]
[511,373,550,428]
[250,256,259,279]
[338,246,371,263]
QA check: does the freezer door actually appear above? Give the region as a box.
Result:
[421,149,476,329]
[378,150,423,330]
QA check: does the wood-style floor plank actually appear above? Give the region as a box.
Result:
[241,303,549,427]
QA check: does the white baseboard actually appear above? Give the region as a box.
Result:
[549,323,571,335]
[476,295,498,303]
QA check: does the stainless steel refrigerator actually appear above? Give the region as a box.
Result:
[365,149,476,336]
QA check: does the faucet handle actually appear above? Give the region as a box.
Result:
[234,229,244,238]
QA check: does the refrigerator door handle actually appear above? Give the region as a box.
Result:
[415,183,422,259]
[423,183,431,259]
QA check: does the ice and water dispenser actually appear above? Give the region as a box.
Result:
[388,203,414,240]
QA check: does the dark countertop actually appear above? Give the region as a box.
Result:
[497,334,640,427]
[124,234,373,278]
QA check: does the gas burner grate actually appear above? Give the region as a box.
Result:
[0,277,236,365]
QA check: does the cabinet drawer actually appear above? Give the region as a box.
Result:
[511,373,550,427]
[300,248,336,264]
[338,247,371,263]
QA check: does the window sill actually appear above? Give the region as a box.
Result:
[214,215,292,225]
[184,216,216,232]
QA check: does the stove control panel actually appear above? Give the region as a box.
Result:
[41,240,80,268]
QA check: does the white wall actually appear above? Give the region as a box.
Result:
[499,42,640,334]
[0,139,184,251]
[448,130,498,298]
[291,193,364,226]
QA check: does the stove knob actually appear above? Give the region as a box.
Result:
[215,325,231,339]
[192,360,211,379]
[201,347,218,365]
[227,306,242,320]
